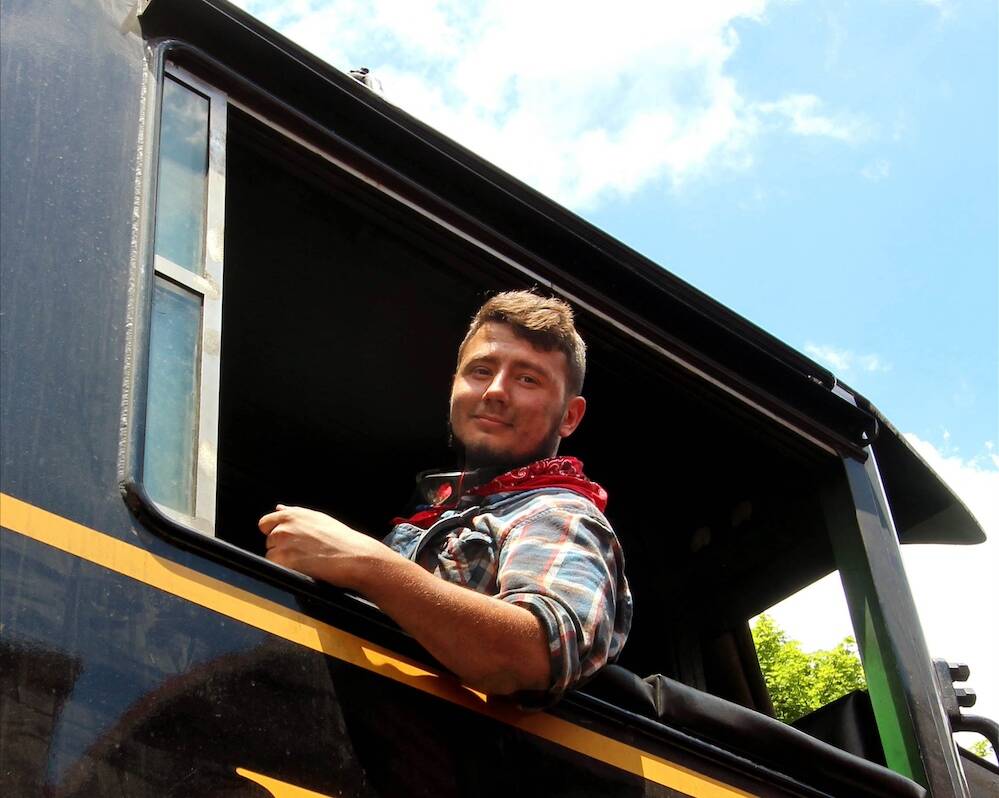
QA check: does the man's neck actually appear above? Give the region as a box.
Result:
[456,446,560,476]
[417,457,559,508]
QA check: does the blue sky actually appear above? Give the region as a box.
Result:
[238,0,996,463]
[590,1,997,462]
[234,0,997,754]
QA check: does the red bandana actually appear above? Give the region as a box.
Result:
[395,456,608,529]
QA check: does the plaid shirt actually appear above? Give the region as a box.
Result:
[383,487,632,699]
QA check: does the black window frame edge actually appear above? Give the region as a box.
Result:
[556,693,837,798]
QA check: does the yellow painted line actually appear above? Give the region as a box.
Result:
[237,768,335,798]
[0,493,754,798]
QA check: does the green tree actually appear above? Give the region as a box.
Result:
[752,614,867,723]
[964,738,995,763]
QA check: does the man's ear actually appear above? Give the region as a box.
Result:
[558,395,587,439]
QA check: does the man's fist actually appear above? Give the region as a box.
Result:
[258,505,389,589]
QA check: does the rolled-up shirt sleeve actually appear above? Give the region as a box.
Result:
[493,501,631,699]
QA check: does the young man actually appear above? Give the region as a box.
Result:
[259,291,631,701]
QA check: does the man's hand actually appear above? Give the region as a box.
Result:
[258,505,389,590]
[257,503,552,695]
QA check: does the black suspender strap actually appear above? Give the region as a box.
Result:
[410,503,483,561]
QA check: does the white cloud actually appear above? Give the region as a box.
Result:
[901,435,998,760]
[856,353,890,372]
[804,342,891,374]
[912,0,954,17]
[903,433,998,539]
[233,0,868,209]
[823,9,846,71]
[756,93,871,142]
[861,158,892,181]
[805,342,853,371]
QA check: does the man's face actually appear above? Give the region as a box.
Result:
[450,322,586,470]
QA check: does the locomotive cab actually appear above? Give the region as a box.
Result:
[2,1,994,796]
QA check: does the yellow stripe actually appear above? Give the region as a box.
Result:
[236,768,335,797]
[0,492,753,798]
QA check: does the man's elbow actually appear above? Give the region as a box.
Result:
[468,664,549,696]
[463,646,551,696]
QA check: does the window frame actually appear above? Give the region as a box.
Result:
[144,63,228,535]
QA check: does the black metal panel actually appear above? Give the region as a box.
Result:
[869,410,985,545]
[2,529,812,798]
[0,0,142,533]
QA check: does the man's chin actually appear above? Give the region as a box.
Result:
[455,436,560,473]
[458,443,521,472]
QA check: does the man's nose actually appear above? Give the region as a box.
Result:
[482,372,510,402]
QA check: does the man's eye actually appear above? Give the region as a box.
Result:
[519,374,539,385]
[470,366,491,377]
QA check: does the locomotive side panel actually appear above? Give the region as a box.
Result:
[0,0,143,535]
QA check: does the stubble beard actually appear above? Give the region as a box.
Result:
[449,413,565,473]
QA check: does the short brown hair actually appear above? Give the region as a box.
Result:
[457,291,587,395]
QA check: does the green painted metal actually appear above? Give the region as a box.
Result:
[835,553,926,782]
[823,465,924,785]
[823,455,971,797]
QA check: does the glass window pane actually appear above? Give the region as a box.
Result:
[144,277,202,515]
[154,77,209,275]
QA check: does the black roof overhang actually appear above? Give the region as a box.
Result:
[136,0,985,546]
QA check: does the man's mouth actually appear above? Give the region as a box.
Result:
[472,414,512,428]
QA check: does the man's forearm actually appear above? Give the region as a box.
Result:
[341,550,552,695]
[258,505,552,695]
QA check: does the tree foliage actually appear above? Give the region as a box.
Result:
[752,614,867,724]
[964,738,995,763]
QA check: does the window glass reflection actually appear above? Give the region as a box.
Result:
[144,277,201,514]
[154,77,209,275]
